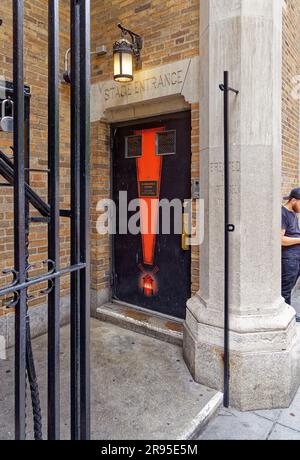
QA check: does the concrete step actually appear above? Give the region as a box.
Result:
[96,301,184,346]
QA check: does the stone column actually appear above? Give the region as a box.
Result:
[183,0,300,411]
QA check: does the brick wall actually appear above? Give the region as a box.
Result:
[90,0,200,296]
[282,0,300,197]
[0,0,71,316]
[91,0,199,84]
[90,120,111,293]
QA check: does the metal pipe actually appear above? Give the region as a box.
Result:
[79,0,91,440]
[223,71,230,408]
[23,42,43,441]
[48,0,60,440]
[70,0,81,440]
[220,71,239,408]
[13,0,26,440]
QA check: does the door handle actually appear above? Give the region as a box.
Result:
[182,211,190,251]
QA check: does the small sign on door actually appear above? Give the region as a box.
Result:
[139,181,158,197]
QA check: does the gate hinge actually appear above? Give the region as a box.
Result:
[110,272,116,287]
[110,128,117,150]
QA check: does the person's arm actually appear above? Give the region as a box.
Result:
[281,229,300,246]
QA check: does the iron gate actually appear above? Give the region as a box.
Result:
[0,0,91,440]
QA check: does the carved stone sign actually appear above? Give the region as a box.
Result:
[91,56,199,122]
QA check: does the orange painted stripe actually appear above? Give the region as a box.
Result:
[135,127,165,266]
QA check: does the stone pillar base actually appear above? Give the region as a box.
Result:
[0,335,5,360]
[90,287,110,317]
[183,295,300,411]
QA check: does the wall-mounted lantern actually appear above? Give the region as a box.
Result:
[113,23,143,83]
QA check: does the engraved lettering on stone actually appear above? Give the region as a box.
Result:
[209,161,240,174]
[91,57,200,121]
[101,69,185,103]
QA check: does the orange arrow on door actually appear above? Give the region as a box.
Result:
[135,127,165,266]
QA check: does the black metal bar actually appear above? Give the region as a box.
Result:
[79,0,91,440]
[0,80,30,96]
[23,72,44,442]
[70,0,81,439]
[24,90,30,186]
[13,0,26,440]
[219,84,239,95]
[29,217,51,223]
[0,151,50,216]
[0,150,71,219]
[25,168,50,173]
[223,71,230,408]
[60,209,72,218]
[0,263,86,297]
[219,71,239,408]
[48,0,60,440]
[0,149,16,167]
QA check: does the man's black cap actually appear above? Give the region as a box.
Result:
[283,187,300,201]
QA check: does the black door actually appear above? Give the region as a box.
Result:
[112,111,191,319]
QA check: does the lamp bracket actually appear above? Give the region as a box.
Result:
[117,23,143,69]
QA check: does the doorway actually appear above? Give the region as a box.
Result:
[112,111,191,319]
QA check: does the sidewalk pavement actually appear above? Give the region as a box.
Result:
[198,324,300,440]
[198,392,300,440]
[0,318,221,440]
[1,315,300,440]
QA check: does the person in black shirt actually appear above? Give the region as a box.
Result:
[281,188,300,322]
